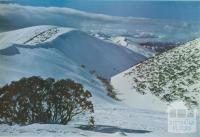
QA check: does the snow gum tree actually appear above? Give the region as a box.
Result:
[0,76,94,125]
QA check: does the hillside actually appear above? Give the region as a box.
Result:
[0,25,146,104]
[112,38,200,111]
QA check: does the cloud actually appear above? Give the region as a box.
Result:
[0,3,199,42]
[0,4,159,30]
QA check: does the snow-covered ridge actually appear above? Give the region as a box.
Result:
[112,38,200,111]
[0,25,74,50]
[0,25,146,87]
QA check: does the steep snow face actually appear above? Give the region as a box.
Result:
[48,31,146,77]
[0,26,146,104]
[111,38,200,111]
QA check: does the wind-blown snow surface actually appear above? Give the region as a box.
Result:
[0,26,198,137]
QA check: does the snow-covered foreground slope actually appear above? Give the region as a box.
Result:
[0,105,198,137]
[112,38,200,112]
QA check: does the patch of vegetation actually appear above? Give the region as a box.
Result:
[80,64,86,68]
[88,116,95,129]
[139,41,179,54]
[0,76,94,125]
[89,70,96,75]
[126,39,200,108]
[96,75,119,101]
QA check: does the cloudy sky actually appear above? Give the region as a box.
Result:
[0,1,199,42]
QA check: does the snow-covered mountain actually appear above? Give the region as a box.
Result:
[0,25,146,104]
[112,38,200,112]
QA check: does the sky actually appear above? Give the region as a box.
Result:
[0,0,199,42]
[3,0,199,22]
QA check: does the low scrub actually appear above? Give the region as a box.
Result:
[96,75,119,101]
[0,76,94,125]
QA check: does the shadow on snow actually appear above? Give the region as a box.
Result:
[77,125,151,134]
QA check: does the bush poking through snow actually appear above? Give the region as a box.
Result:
[0,76,94,125]
[96,75,119,101]
[88,116,95,129]
[80,64,86,68]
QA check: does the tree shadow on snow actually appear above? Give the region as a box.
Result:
[77,125,151,134]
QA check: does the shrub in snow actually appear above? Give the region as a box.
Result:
[0,76,94,125]
[96,75,119,100]
[88,116,95,129]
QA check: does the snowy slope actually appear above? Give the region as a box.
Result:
[0,26,145,78]
[0,105,198,137]
[111,67,168,112]
[112,38,200,112]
